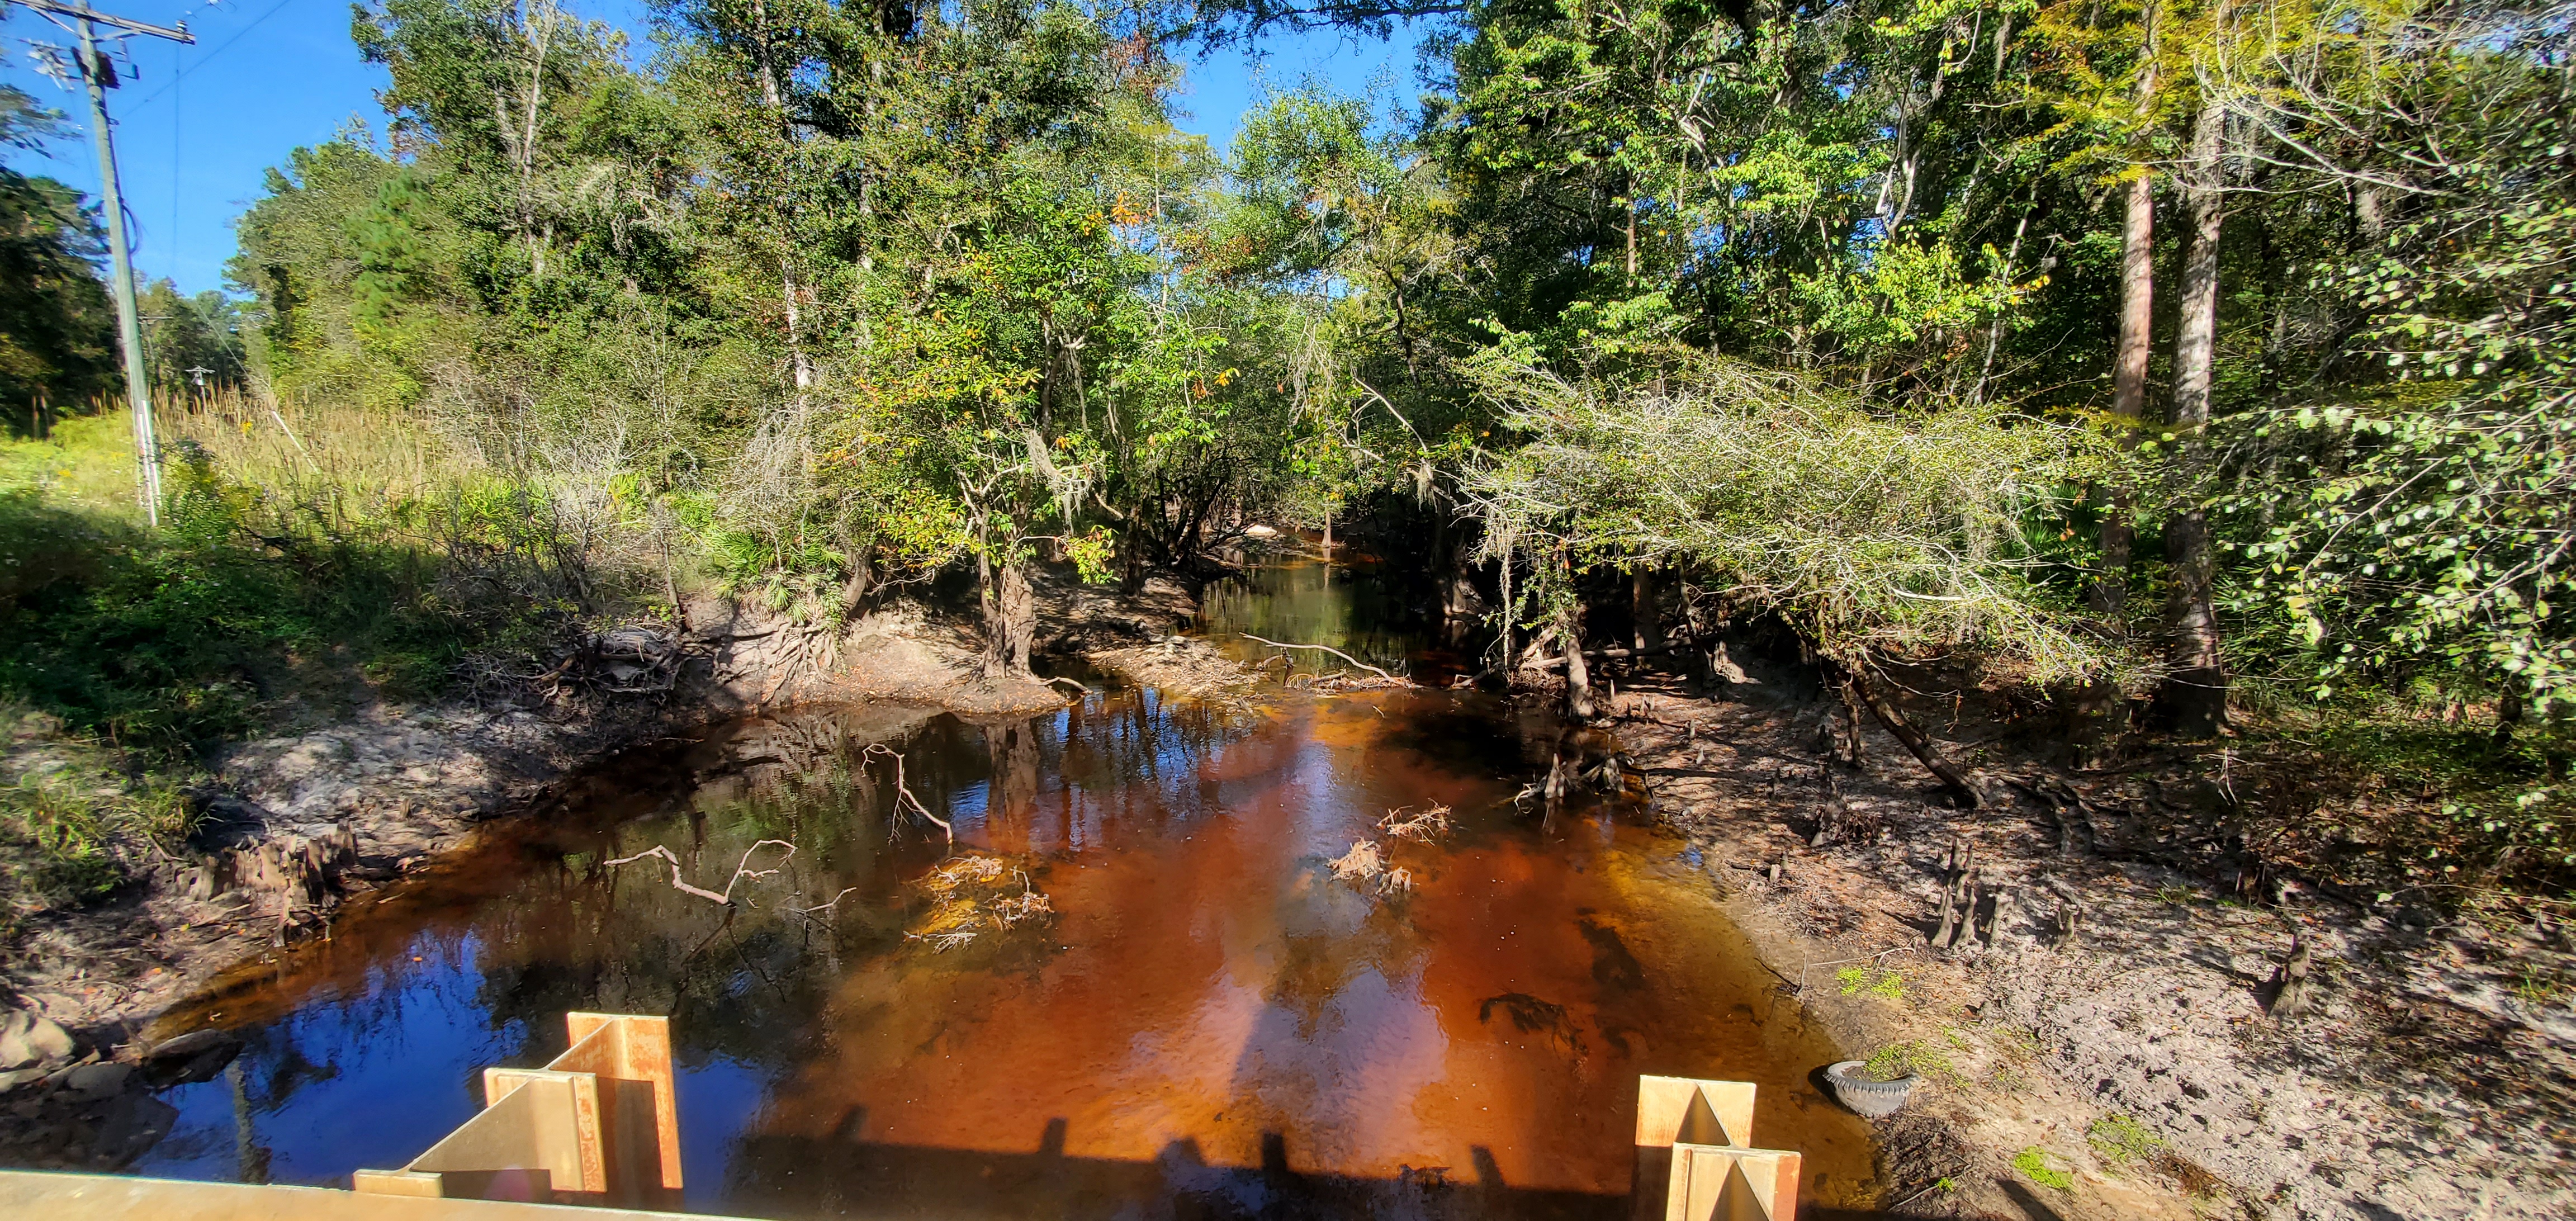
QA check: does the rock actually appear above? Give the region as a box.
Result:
[143,1029,236,1064]
[61,1062,133,1100]
[88,1090,179,1166]
[143,1030,242,1085]
[0,1010,74,1071]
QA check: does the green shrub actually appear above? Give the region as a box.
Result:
[1,775,118,905]
[0,461,571,753]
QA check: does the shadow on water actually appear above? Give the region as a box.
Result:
[728,1112,1620,1219]
[126,564,1884,1218]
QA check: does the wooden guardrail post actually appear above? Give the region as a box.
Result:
[1630,1075,1801,1221]
[352,1013,680,1205]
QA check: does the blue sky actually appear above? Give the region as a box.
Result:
[1,1,1427,296]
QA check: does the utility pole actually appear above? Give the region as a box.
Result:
[14,1,194,525]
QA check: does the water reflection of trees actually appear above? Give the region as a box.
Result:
[1262,864,1435,1042]
[144,694,1286,1185]
[1200,562,1429,676]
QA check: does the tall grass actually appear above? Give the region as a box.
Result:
[171,387,467,514]
[0,409,153,516]
[0,707,198,912]
[0,386,658,755]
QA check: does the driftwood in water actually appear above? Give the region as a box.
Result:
[605,839,797,906]
[1238,633,1395,679]
[864,743,954,845]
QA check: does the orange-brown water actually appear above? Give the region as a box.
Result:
[136,564,1879,1219]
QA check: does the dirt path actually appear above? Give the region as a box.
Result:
[1601,681,2575,1221]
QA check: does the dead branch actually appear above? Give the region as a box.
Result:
[1379,803,1455,843]
[605,839,797,906]
[1329,839,1386,882]
[863,744,953,845]
[1848,666,1986,808]
[1239,633,1395,679]
[793,887,861,916]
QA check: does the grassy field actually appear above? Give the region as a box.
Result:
[1,403,631,917]
[0,411,153,517]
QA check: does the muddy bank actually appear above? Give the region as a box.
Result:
[0,576,1210,1170]
[1593,679,2574,1221]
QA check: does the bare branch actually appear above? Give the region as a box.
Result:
[1238,632,1396,678]
[863,744,953,845]
[605,838,797,906]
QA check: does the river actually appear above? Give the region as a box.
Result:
[132,556,1881,1218]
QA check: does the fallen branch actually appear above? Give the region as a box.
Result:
[606,839,797,906]
[1526,645,1684,671]
[793,887,861,916]
[1239,633,1395,679]
[864,744,954,845]
[1379,803,1455,843]
[1042,675,1089,694]
[1848,667,1986,808]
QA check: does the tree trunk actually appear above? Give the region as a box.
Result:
[1560,607,1596,722]
[746,0,812,393]
[2494,688,2525,745]
[840,546,873,622]
[1850,667,1983,808]
[979,555,1035,680]
[1630,565,1661,651]
[1833,678,1868,769]
[2162,100,2229,737]
[1438,517,1482,623]
[2094,170,2156,615]
[1114,522,1144,593]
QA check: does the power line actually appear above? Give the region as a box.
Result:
[130,0,293,107]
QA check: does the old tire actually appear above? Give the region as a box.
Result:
[1824,1061,1917,1118]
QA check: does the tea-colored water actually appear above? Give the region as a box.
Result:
[134,562,1879,1218]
